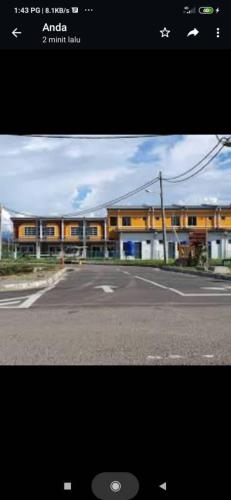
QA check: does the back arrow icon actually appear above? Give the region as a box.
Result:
[187,28,199,37]
[12,28,22,38]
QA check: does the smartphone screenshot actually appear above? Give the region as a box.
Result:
[0,1,230,499]
[0,0,229,49]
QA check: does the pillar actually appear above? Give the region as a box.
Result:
[14,244,17,260]
[61,219,64,241]
[36,219,40,259]
[104,219,108,257]
[82,218,87,258]
[36,242,41,259]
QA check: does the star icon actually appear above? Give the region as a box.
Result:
[160,27,171,38]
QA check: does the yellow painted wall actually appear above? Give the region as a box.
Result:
[13,210,231,243]
[18,223,36,239]
[218,212,231,228]
[107,208,231,237]
[86,222,104,240]
[65,222,81,240]
[42,222,60,239]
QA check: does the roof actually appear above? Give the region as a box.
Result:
[108,204,231,210]
[10,216,106,221]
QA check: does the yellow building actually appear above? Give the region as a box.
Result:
[11,205,231,260]
[11,217,116,259]
[107,205,231,260]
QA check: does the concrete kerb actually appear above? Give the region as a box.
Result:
[0,267,68,291]
[159,265,231,281]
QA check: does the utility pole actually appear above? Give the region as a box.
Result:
[205,216,209,270]
[0,203,2,260]
[159,171,167,264]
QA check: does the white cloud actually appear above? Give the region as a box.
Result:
[0,135,230,223]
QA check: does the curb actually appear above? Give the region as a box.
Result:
[159,266,231,281]
[0,268,67,291]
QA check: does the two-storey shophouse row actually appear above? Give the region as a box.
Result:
[11,217,116,258]
[107,205,231,260]
[11,204,231,259]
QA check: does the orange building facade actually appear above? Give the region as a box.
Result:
[11,205,231,259]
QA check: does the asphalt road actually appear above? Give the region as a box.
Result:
[0,264,231,364]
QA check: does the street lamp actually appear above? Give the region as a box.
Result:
[145,173,168,264]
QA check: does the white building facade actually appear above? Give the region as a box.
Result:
[119,231,231,260]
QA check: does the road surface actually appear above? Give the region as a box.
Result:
[0,264,231,364]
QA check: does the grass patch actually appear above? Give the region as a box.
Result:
[82,258,176,266]
[0,261,60,276]
[0,265,35,276]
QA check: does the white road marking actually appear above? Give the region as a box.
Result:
[147,354,216,361]
[0,300,21,307]
[0,295,29,303]
[168,287,185,296]
[122,271,130,275]
[146,355,163,360]
[94,285,117,293]
[18,273,66,308]
[182,293,231,297]
[134,275,231,297]
[0,294,34,309]
[201,287,226,291]
[134,276,168,289]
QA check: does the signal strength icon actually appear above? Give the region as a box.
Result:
[183,6,196,14]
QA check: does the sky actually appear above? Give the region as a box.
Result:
[0,134,231,232]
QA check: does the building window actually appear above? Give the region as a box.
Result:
[122,217,131,226]
[87,227,98,236]
[71,226,82,236]
[228,240,231,244]
[171,216,180,226]
[43,226,55,236]
[146,240,151,244]
[155,216,160,221]
[180,241,187,245]
[110,217,117,226]
[159,240,163,244]
[188,216,197,226]
[221,216,226,220]
[24,227,36,236]
[216,240,221,245]
[208,216,213,221]
[143,217,147,221]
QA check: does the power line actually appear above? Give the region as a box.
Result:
[216,134,231,145]
[3,205,37,217]
[164,143,225,184]
[3,136,229,218]
[62,176,160,216]
[163,140,221,181]
[15,134,165,140]
[3,176,160,218]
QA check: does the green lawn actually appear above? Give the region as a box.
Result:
[0,259,59,276]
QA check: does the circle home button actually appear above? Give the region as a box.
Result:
[91,473,139,500]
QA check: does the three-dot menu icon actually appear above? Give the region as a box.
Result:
[64,482,72,491]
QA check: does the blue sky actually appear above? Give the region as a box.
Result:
[0,134,230,229]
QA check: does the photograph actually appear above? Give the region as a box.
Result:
[0,133,231,365]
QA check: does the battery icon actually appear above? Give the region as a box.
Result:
[199,7,214,14]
